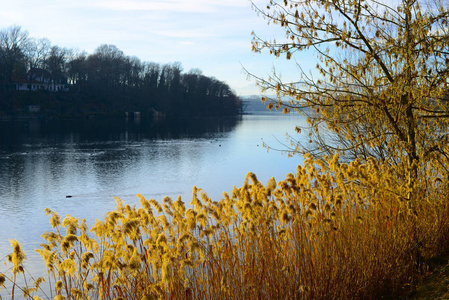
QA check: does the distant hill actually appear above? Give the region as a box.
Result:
[242,95,272,113]
[241,95,291,113]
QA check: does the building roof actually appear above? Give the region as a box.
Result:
[28,68,51,78]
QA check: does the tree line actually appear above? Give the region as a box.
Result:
[0,26,242,118]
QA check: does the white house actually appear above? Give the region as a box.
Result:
[12,68,68,92]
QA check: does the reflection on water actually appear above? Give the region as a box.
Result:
[0,114,306,289]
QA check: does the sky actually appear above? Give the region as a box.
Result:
[0,0,317,96]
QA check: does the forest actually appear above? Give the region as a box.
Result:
[0,26,242,119]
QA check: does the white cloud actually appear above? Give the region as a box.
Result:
[90,0,248,13]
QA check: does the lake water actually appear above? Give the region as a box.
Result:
[0,113,307,293]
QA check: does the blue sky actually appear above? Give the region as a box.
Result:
[0,0,317,96]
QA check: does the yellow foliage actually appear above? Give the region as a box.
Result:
[2,154,449,299]
[251,0,449,211]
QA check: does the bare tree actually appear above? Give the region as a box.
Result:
[0,26,30,89]
[25,38,50,71]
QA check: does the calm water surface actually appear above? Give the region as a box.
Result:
[0,113,307,289]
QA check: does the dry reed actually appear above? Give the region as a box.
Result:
[1,153,449,299]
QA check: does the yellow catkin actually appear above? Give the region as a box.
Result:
[0,273,5,287]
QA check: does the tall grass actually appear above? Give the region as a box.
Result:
[2,153,449,299]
